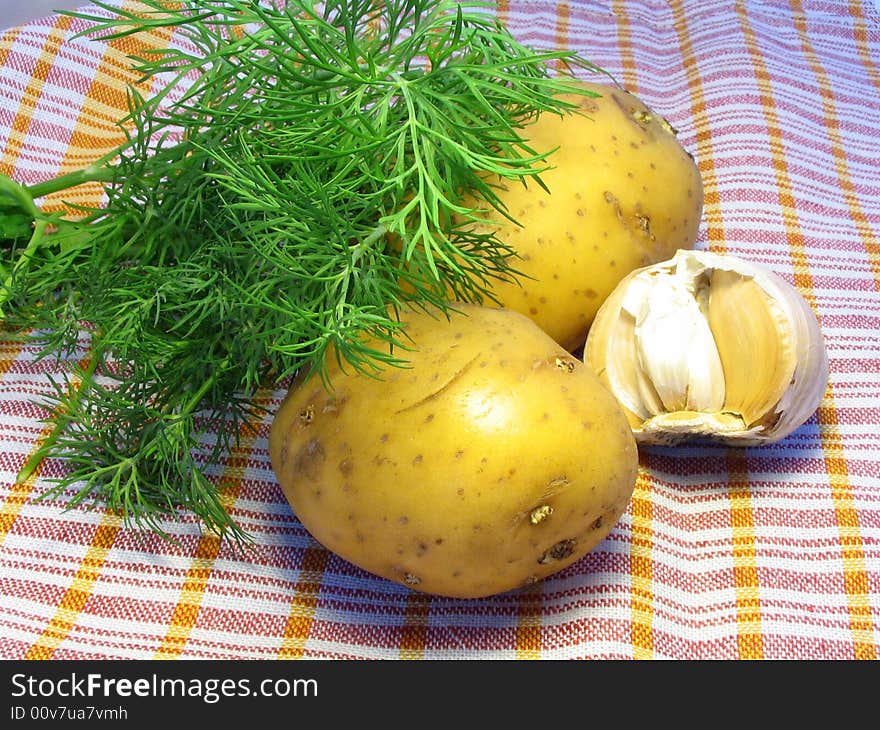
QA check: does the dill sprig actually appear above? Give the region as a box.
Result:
[0,0,602,541]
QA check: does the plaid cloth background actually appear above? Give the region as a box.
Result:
[1,0,878,660]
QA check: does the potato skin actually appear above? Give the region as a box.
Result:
[463,80,703,353]
[269,304,638,599]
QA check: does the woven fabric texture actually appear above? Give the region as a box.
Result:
[1,0,879,660]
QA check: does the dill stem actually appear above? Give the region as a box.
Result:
[26,162,116,201]
[363,223,388,248]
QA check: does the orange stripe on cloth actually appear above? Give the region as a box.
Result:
[553,2,571,73]
[610,0,639,92]
[727,450,763,659]
[0,25,22,76]
[849,0,880,95]
[0,424,52,546]
[399,591,431,659]
[277,546,330,660]
[24,515,122,659]
[43,7,177,216]
[515,582,543,659]
[0,346,92,547]
[667,0,722,250]
[629,466,654,659]
[820,428,876,660]
[0,16,73,178]
[793,2,879,295]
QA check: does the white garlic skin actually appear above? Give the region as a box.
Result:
[584,249,829,446]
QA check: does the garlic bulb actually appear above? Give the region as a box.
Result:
[584,249,829,446]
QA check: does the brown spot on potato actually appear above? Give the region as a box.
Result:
[538,538,577,564]
[299,406,314,424]
[292,438,325,481]
[338,458,353,476]
[403,573,421,586]
[591,516,604,530]
[412,454,423,465]
[398,516,409,525]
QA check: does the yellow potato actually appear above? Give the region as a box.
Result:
[462,80,703,352]
[269,304,638,599]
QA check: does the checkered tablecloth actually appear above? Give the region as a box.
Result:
[1,0,878,661]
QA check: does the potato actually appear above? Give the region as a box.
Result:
[268,303,638,599]
[462,80,703,353]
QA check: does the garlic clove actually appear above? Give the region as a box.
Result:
[707,269,795,430]
[629,271,726,415]
[584,249,829,446]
